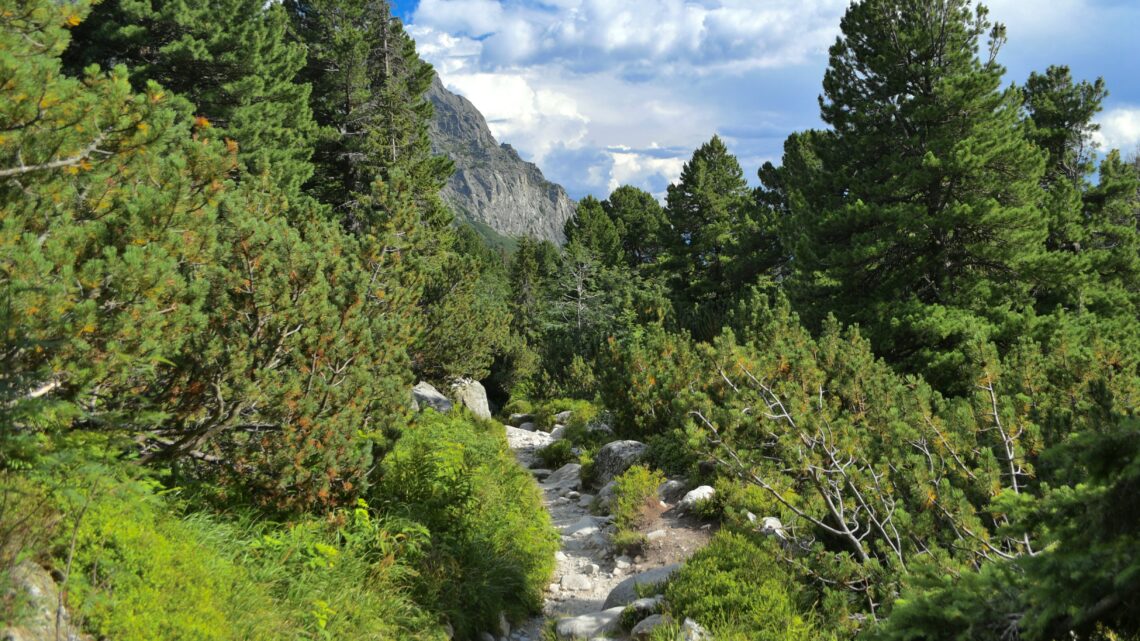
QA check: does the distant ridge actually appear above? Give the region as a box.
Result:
[427,74,576,245]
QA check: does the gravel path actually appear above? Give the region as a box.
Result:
[502,423,712,641]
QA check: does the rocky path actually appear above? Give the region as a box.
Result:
[501,422,713,641]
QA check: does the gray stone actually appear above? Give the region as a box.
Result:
[508,413,535,426]
[577,493,595,508]
[554,607,624,640]
[585,421,614,435]
[531,468,553,481]
[554,410,573,424]
[544,463,582,491]
[760,515,788,540]
[550,425,568,440]
[412,381,453,413]
[498,612,511,638]
[451,378,491,419]
[505,426,554,469]
[479,633,496,641]
[602,564,681,609]
[563,516,601,538]
[427,74,575,244]
[657,479,688,503]
[678,485,716,511]
[563,530,610,552]
[1,561,92,641]
[646,529,667,542]
[623,595,664,623]
[518,421,537,432]
[680,618,711,640]
[591,440,649,487]
[630,614,669,640]
[560,573,593,591]
[595,480,617,512]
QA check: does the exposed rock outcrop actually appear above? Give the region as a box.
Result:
[427,75,576,245]
[678,486,716,512]
[412,381,453,413]
[602,563,682,609]
[451,378,491,419]
[591,440,649,488]
[2,561,93,641]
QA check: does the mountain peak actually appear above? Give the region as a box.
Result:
[427,75,575,245]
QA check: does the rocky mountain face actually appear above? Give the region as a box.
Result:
[427,75,575,245]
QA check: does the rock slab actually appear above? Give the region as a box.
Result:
[451,378,491,419]
[427,74,576,244]
[678,486,716,511]
[591,440,649,487]
[554,607,624,640]
[412,381,453,413]
[602,564,682,609]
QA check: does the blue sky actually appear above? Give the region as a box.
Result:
[394,0,1140,201]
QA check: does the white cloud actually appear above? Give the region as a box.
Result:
[412,0,847,73]
[1094,107,1140,153]
[409,1,1140,200]
[608,148,687,195]
[413,0,503,36]
[441,73,589,163]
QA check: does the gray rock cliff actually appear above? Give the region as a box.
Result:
[427,75,576,244]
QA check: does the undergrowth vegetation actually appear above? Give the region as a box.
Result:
[651,532,823,641]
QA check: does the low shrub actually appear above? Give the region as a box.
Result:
[532,398,598,432]
[374,412,559,638]
[611,530,647,556]
[645,431,697,478]
[654,531,820,641]
[611,465,666,532]
[538,439,577,469]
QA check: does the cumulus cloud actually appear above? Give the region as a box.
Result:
[1095,107,1140,153]
[419,0,847,73]
[440,73,589,164]
[407,0,1140,200]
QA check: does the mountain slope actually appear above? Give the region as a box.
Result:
[427,75,576,245]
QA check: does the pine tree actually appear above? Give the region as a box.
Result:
[286,0,488,383]
[285,0,451,233]
[1081,151,1140,317]
[663,136,766,338]
[64,0,317,199]
[509,238,560,345]
[602,185,668,268]
[564,195,622,267]
[2,0,233,435]
[1021,66,1108,311]
[781,0,1048,390]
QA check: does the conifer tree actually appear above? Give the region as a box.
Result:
[603,185,669,268]
[64,0,317,199]
[1081,151,1140,317]
[1021,66,1108,310]
[780,0,1048,389]
[2,0,233,435]
[663,136,771,338]
[509,238,560,344]
[286,0,496,383]
[285,0,451,233]
[564,196,622,267]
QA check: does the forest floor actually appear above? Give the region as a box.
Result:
[504,426,713,641]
